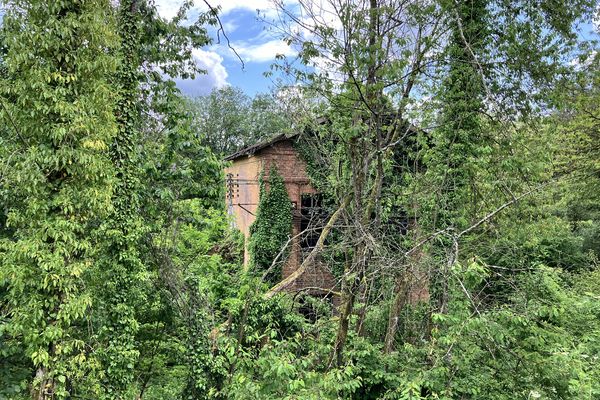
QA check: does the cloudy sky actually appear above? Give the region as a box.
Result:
[155,0,298,97]
[156,0,600,98]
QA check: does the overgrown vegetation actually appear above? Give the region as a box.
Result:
[248,167,293,283]
[0,0,599,399]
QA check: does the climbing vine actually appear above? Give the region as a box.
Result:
[248,166,292,283]
[95,0,145,397]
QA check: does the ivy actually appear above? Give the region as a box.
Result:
[248,166,293,283]
[95,0,146,396]
[293,134,329,193]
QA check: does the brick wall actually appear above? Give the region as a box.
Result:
[225,139,338,297]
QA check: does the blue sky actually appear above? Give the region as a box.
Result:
[156,0,297,97]
[156,0,600,98]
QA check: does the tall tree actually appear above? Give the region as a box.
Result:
[427,0,488,231]
[269,0,597,365]
[270,0,444,366]
[402,0,490,345]
[95,0,145,396]
[101,2,221,397]
[0,1,118,397]
[96,1,219,397]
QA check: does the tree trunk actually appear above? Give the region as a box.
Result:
[384,275,408,353]
[355,276,371,336]
[330,253,361,367]
[32,367,53,400]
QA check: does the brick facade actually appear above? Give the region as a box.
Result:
[225,138,337,296]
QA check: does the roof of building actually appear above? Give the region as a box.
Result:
[223,117,425,162]
[224,133,300,161]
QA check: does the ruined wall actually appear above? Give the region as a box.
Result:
[225,139,337,295]
[225,155,261,238]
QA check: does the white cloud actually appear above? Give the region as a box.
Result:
[195,48,228,85]
[234,39,296,63]
[154,0,188,20]
[222,19,239,33]
[177,48,229,96]
[204,0,278,16]
[154,0,282,19]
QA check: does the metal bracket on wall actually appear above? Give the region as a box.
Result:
[237,203,257,216]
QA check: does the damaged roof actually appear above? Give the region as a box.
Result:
[223,117,424,162]
[223,133,299,161]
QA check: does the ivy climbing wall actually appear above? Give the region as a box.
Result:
[225,138,337,295]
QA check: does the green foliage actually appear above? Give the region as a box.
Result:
[554,48,600,261]
[0,0,599,398]
[422,0,488,232]
[94,1,146,395]
[293,131,333,195]
[187,87,294,155]
[130,88,224,400]
[214,264,600,400]
[248,167,293,282]
[410,266,600,400]
[99,2,221,397]
[0,0,224,397]
[0,0,118,396]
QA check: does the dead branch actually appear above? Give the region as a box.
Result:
[265,194,351,299]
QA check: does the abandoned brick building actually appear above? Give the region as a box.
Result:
[224,133,337,297]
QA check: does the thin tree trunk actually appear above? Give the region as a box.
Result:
[32,367,52,400]
[265,195,350,298]
[384,275,408,353]
[330,253,360,367]
[355,275,371,336]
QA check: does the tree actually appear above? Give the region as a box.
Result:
[187,86,294,155]
[94,1,146,396]
[268,0,452,366]
[555,46,600,261]
[0,1,118,397]
[96,1,220,397]
[0,1,224,397]
[386,0,491,349]
[269,0,597,365]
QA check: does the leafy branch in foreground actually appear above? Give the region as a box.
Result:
[0,1,118,397]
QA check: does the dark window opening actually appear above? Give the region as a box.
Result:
[298,299,318,323]
[390,209,410,236]
[300,194,325,252]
